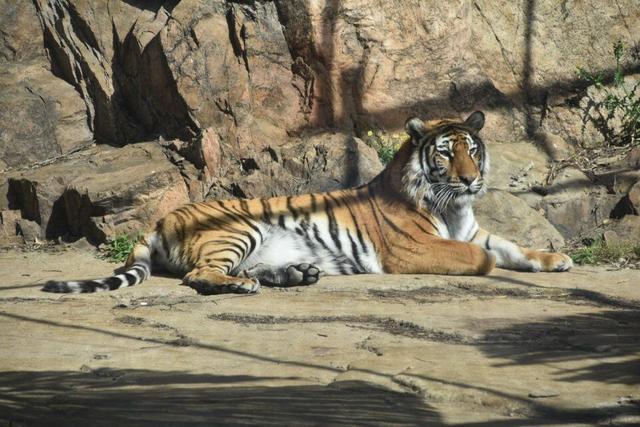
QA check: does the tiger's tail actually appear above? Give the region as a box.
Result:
[42,233,155,294]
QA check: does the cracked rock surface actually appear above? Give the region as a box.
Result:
[1,248,639,425]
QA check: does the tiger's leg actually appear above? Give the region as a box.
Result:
[181,231,261,295]
[183,265,260,295]
[241,263,321,287]
[387,238,496,275]
[470,228,572,272]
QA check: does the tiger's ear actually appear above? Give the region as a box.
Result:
[405,117,426,144]
[464,111,485,133]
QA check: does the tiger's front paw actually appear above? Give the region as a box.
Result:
[526,251,573,272]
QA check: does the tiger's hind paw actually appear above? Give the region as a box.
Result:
[285,263,321,286]
[183,275,260,295]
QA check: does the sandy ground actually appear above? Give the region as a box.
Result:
[0,246,639,426]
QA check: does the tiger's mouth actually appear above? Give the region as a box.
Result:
[427,178,484,212]
[445,179,484,195]
[464,183,484,194]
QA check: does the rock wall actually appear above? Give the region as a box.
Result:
[1,0,639,245]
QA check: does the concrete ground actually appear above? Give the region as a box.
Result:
[0,247,639,426]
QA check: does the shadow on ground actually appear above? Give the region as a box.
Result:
[481,310,640,386]
[0,370,440,426]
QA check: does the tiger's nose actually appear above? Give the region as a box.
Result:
[459,175,475,185]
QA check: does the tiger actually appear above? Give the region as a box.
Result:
[42,111,572,295]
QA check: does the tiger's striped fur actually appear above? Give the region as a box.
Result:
[43,111,572,295]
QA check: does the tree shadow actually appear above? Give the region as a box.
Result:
[488,273,640,310]
[281,0,640,148]
[0,369,441,426]
[479,309,640,386]
[404,372,640,426]
[1,308,638,424]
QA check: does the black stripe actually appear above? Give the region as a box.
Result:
[412,219,436,236]
[190,204,257,257]
[311,223,348,274]
[103,276,124,290]
[312,223,332,253]
[210,238,248,255]
[325,192,342,207]
[159,228,171,260]
[323,195,342,251]
[347,230,365,273]
[81,280,105,292]
[210,257,236,267]
[278,215,286,228]
[124,273,138,285]
[469,228,480,242]
[203,246,243,259]
[173,209,192,263]
[286,196,299,220]
[413,209,439,231]
[377,209,419,243]
[212,203,262,237]
[366,186,413,253]
[485,235,492,250]
[173,209,188,242]
[342,194,369,254]
[131,265,149,279]
[356,227,369,254]
[260,199,273,223]
[239,199,250,214]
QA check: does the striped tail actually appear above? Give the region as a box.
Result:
[42,234,154,293]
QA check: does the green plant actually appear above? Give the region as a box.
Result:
[577,40,640,146]
[364,130,406,165]
[570,238,640,265]
[100,233,140,263]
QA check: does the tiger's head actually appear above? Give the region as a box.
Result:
[401,111,489,212]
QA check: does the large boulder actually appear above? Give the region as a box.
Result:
[474,190,565,250]
[538,168,618,239]
[486,142,549,197]
[7,142,189,243]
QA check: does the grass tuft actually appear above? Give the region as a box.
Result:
[570,238,640,265]
[100,233,140,263]
[364,130,406,165]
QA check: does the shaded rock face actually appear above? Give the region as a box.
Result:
[0,0,92,169]
[1,0,638,246]
[6,143,190,244]
[31,0,306,147]
[206,133,383,199]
